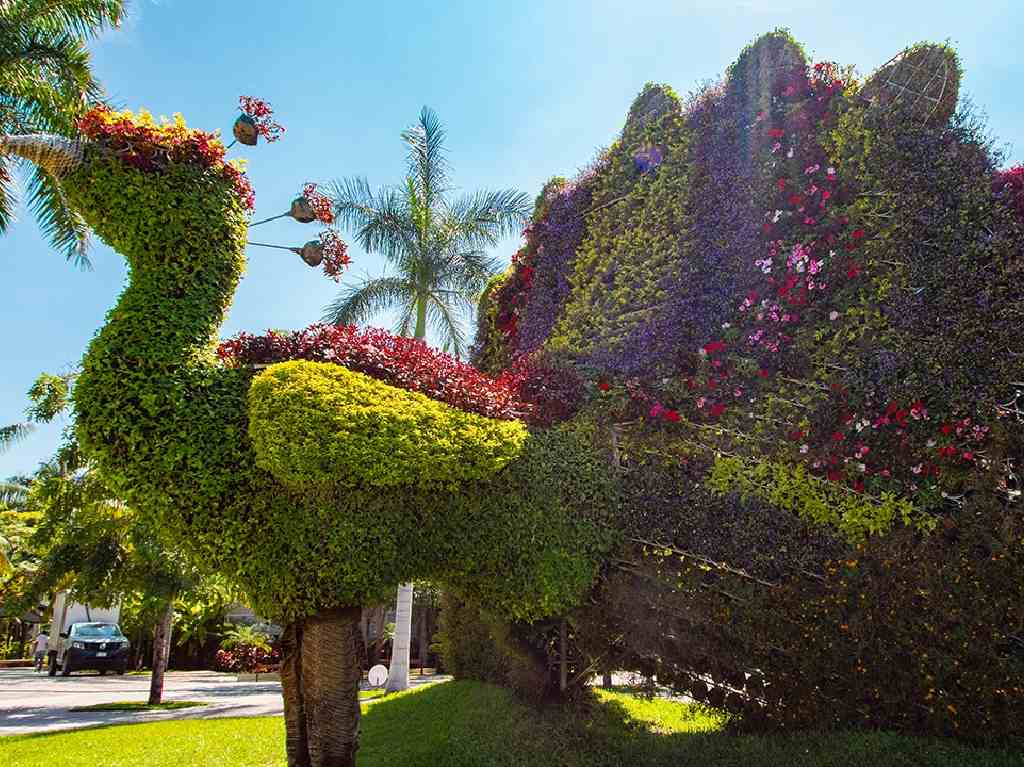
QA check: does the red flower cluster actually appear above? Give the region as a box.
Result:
[992,165,1024,220]
[218,324,530,421]
[302,183,335,225]
[77,106,255,209]
[318,229,350,281]
[239,96,285,142]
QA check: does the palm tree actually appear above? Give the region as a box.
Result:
[322,106,531,355]
[324,107,530,692]
[0,0,126,265]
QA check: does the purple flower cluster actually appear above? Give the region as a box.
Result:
[514,178,594,355]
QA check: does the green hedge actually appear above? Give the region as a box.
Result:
[248,360,528,488]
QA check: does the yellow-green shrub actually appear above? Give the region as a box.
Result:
[247,360,528,488]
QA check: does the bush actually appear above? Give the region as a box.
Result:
[247,360,529,488]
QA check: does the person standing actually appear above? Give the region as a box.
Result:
[32,630,49,672]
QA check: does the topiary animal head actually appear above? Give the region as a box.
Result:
[2,108,257,278]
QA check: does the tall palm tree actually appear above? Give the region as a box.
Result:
[322,106,530,355]
[0,0,126,265]
[324,106,530,692]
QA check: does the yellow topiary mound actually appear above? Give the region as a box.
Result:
[247,360,529,489]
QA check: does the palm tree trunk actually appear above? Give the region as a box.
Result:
[413,293,428,341]
[147,597,175,705]
[385,583,413,692]
[280,607,364,767]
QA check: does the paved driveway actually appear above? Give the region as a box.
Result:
[0,668,284,735]
[0,668,449,736]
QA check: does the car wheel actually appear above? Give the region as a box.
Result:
[47,653,57,677]
[99,669,107,676]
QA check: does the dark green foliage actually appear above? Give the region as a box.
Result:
[433,592,508,683]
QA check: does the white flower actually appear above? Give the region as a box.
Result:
[829,310,840,321]
[799,444,809,454]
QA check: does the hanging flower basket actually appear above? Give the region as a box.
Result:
[289,196,316,223]
[233,114,259,146]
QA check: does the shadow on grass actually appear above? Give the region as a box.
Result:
[358,681,1024,767]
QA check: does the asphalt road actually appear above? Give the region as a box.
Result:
[0,668,448,736]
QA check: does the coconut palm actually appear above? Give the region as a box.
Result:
[323,107,530,692]
[0,0,126,265]
[322,106,531,355]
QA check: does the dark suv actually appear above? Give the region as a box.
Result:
[50,622,130,676]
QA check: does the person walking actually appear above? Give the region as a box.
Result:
[32,630,49,672]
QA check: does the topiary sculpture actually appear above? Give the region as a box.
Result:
[0,109,616,767]
[473,30,1023,738]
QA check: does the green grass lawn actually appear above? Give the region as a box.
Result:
[1,680,1020,767]
[69,701,208,712]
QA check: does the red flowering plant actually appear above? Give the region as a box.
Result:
[318,228,350,281]
[218,324,531,421]
[238,96,285,143]
[302,183,335,225]
[77,106,255,209]
[496,350,584,427]
[992,165,1024,220]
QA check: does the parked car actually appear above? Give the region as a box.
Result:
[47,590,129,676]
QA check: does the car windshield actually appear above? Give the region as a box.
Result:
[71,623,123,638]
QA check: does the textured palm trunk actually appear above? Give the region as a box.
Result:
[385,583,413,692]
[281,607,365,767]
[147,597,175,705]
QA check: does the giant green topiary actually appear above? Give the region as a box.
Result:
[0,108,615,767]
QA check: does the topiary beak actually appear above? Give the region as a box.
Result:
[0,134,85,179]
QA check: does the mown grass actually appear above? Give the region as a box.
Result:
[69,700,208,712]
[1,680,1020,766]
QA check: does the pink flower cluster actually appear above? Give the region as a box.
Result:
[239,96,285,142]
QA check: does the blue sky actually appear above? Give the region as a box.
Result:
[2,0,1022,477]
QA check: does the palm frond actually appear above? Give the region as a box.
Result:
[321,276,414,327]
[0,479,29,507]
[0,423,34,454]
[401,106,449,214]
[5,1,126,40]
[0,155,17,233]
[392,297,417,338]
[446,188,532,245]
[328,177,418,264]
[425,294,467,358]
[26,165,91,266]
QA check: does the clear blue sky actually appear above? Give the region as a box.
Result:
[2,0,1022,478]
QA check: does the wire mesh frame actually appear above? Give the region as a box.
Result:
[860,46,952,124]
